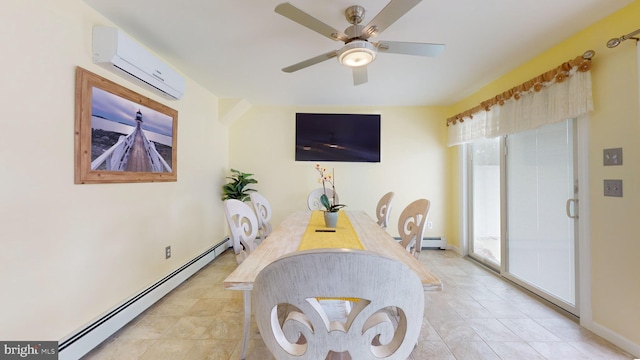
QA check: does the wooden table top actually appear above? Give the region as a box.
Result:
[222,210,443,292]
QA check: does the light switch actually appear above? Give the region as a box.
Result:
[604,179,623,197]
[603,148,622,166]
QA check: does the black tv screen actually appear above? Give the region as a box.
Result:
[295,113,381,163]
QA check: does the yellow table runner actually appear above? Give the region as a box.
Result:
[299,211,364,301]
[298,211,365,251]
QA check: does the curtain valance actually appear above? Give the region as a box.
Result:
[447,52,594,146]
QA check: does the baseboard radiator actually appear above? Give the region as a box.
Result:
[394,236,447,250]
[58,237,232,360]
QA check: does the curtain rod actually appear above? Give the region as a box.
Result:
[607,28,640,48]
[446,50,594,126]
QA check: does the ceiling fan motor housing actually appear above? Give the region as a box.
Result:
[345,5,366,24]
[344,24,365,39]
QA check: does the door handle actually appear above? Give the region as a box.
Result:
[566,198,578,219]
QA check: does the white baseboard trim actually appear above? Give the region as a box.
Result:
[421,237,447,249]
[58,238,231,360]
[393,237,447,250]
[581,319,640,358]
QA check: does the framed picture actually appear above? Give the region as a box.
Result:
[74,66,178,184]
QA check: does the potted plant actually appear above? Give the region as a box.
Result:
[315,164,346,227]
[221,169,258,202]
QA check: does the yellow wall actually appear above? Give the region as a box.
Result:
[0,0,229,340]
[446,0,640,350]
[228,106,450,241]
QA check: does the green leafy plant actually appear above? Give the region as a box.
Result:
[221,169,257,202]
[315,164,346,212]
[320,193,346,212]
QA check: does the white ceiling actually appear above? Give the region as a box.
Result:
[83,0,632,107]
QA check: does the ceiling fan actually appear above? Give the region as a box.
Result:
[274,0,445,85]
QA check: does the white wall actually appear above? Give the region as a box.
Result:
[228,105,451,240]
[0,0,228,340]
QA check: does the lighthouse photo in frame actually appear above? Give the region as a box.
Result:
[74,67,178,184]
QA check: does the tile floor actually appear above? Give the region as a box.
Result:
[82,249,635,359]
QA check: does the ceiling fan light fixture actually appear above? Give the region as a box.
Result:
[337,41,377,67]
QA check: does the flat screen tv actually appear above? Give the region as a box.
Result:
[295,113,381,162]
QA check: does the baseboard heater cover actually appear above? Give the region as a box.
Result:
[394,236,447,250]
[58,237,231,360]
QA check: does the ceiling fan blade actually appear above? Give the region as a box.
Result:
[360,0,422,39]
[282,50,338,73]
[353,66,368,85]
[275,3,348,42]
[375,41,445,57]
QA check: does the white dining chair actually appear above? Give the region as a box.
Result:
[250,192,273,240]
[223,199,259,265]
[223,198,260,360]
[252,248,424,360]
[398,199,431,258]
[307,188,339,211]
[376,191,395,230]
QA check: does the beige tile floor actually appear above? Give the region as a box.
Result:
[82,249,635,360]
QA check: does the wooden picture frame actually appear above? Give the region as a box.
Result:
[74,67,178,184]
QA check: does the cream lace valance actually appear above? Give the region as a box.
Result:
[447,52,594,146]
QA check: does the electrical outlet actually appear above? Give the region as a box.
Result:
[604,179,623,197]
[603,148,623,166]
[427,221,433,229]
[165,246,171,259]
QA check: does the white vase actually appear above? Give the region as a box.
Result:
[323,211,338,228]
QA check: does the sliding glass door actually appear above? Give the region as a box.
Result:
[467,119,579,315]
[504,119,577,312]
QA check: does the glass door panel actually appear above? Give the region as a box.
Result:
[505,120,576,310]
[470,138,501,268]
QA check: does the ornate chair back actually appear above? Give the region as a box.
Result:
[376,191,395,229]
[223,199,259,265]
[250,192,273,240]
[253,248,424,360]
[397,199,431,257]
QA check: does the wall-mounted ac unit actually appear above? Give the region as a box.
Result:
[92,26,185,100]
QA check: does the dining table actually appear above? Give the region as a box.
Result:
[223,209,442,359]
